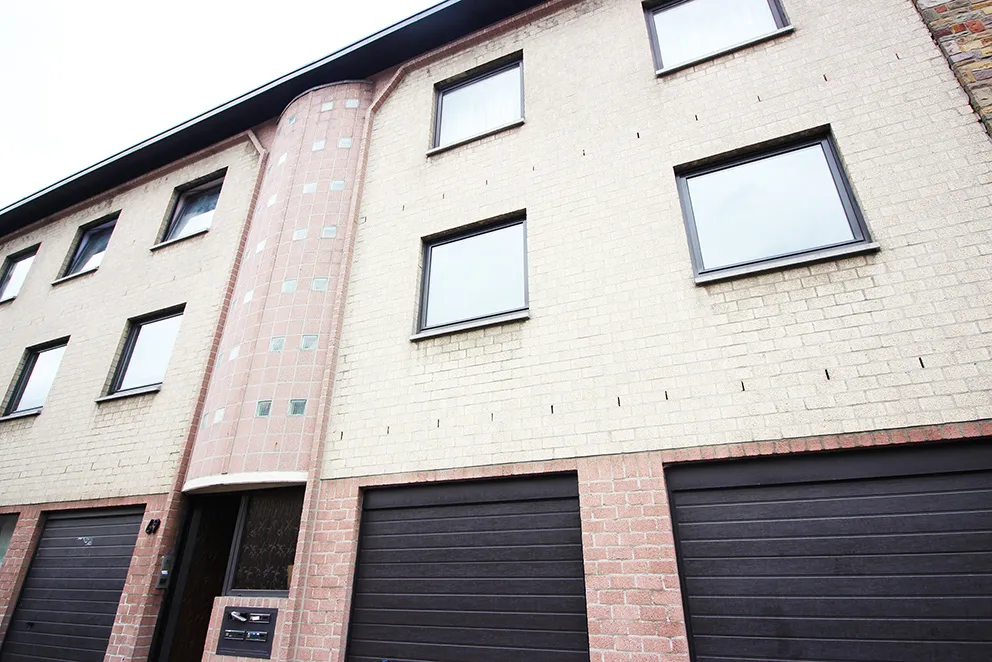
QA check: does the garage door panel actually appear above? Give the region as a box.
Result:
[0,641,105,662]
[31,544,141,559]
[676,485,992,523]
[351,592,589,614]
[675,472,991,508]
[351,607,588,631]
[679,530,990,557]
[685,551,992,577]
[358,543,582,564]
[20,576,132,592]
[6,610,116,629]
[346,474,590,661]
[360,527,581,550]
[685,573,992,598]
[363,497,578,523]
[1,618,115,640]
[693,634,986,662]
[361,510,581,536]
[668,443,992,661]
[678,509,992,540]
[355,576,587,596]
[692,615,992,641]
[32,533,145,550]
[351,622,588,650]
[359,559,585,579]
[347,638,590,662]
[689,595,992,620]
[3,630,113,653]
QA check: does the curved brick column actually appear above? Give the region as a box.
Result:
[184,82,373,490]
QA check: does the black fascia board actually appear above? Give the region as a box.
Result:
[0,0,544,238]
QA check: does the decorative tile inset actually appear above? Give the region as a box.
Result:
[300,335,319,350]
[330,180,345,191]
[278,153,287,165]
[256,239,266,254]
[337,137,353,148]
[288,399,307,416]
[229,346,240,361]
[243,289,254,304]
[321,102,334,112]
[311,277,329,291]
[293,228,308,241]
[345,99,360,108]
[287,114,296,125]
[302,182,317,194]
[312,140,326,151]
[213,408,225,424]
[321,226,338,239]
[256,400,273,418]
[282,279,298,293]
[270,336,286,352]
[267,194,277,207]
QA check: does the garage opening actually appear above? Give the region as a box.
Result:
[0,507,144,662]
[345,473,590,662]
[666,440,992,662]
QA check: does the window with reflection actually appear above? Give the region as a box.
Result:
[434,60,523,149]
[164,177,224,242]
[111,308,183,393]
[5,340,68,415]
[227,487,305,595]
[676,133,872,278]
[64,217,117,277]
[420,219,528,332]
[647,0,790,71]
[0,246,38,302]
[0,515,16,568]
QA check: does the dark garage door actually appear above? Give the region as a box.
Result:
[345,473,590,662]
[666,440,992,662]
[0,507,144,662]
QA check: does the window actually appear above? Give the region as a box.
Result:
[434,59,523,149]
[111,308,183,393]
[419,218,528,333]
[676,134,872,280]
[225,487,305,595]
[5,340,68,415]
[288,399,307,417]
[255,400,272,418]
[647,0,790,72]
[63,216,117,277]
[0,246,38,302]
[0,515,16,568]
[163,177,224,242]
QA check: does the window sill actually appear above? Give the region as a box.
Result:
[695,242,881,285]
[96,384,162,403]
[411,309,529,341]
[656,26,794,78]
[427,119,525,157]
[150,228,210,252]
[52,267,99,287]
[0,408,42,423]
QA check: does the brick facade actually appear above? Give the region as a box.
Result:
[915,0,992,135]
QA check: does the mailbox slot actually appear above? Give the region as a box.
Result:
[216,607,277,658]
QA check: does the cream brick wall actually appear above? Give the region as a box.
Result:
[0,139,260,506]
[322,0,992,479]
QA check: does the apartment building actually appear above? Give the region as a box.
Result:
[0,1,990,661]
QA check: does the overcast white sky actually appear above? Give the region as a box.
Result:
[0,0,440,208]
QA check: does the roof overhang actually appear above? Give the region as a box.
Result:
[0,0,545,238]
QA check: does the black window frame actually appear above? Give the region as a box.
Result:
[4,337,70,416]
[159,170,226,244]
[644,0,791,74]
[418,215,529,334]
[676,131,873,282]
[109,305,185,395]
[0,513,17,568]
[0,244,40,303]
[61,213,119,278]
[432,54,525,150]
[222,486,306,598]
